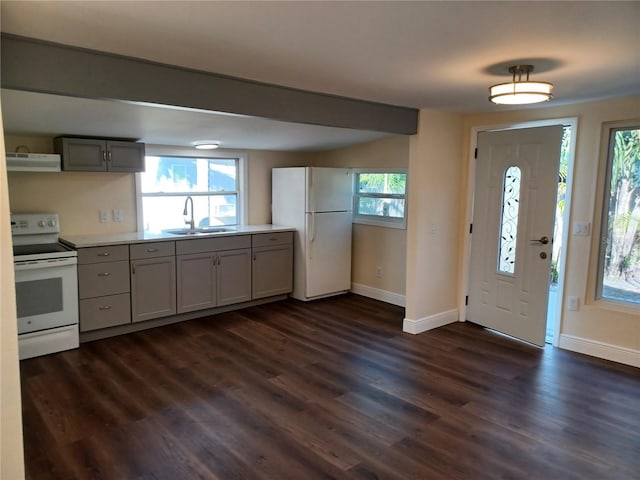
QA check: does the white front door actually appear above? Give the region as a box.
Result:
[467,126,563,346]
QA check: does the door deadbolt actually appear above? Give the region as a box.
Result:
[540,252,548,259]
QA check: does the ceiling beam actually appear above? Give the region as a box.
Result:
[1,34,418,135]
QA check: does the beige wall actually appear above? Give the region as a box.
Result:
[246,149,312,224]
[461,95,640,363]
[5,135,311,234]
[315,135,409,298]
[405,110,464,324]
[1,120,26,478]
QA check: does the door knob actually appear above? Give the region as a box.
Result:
[540,252,548,259]
[531,236,549,245]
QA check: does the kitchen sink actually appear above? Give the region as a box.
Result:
[164,227,233,236]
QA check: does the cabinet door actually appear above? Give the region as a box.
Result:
[217,248,252,306]
[176,253,216,313]
[252,244,293,299]
[58,138,107,171]
[107,141,145,172]
[131,256,176,323]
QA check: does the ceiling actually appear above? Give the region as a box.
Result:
[1,1,638,151]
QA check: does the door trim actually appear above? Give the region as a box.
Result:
[460,117,578,347]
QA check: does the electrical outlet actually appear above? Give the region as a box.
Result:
[113,208,123,222]
[376,266,383,278]
[99,209,110,223]
[567,296,579,311]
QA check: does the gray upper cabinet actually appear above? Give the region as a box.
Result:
[55,137,145,172]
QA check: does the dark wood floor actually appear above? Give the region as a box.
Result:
[20,294,640,479]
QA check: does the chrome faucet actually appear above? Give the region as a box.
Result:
[183,196,195,230]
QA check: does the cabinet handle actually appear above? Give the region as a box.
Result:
[131,263,136,275]
[269,237,277,241]
[107,151,112,163]
[97,272,111,277]
[98,305,112,311]
[253,253,256,261]
[102,150,107,163]
[147,248,158,253]
[98,252,111,257]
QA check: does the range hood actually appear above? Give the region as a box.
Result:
[6,152,61,172]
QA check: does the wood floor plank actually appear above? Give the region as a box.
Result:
[19,293,640,479]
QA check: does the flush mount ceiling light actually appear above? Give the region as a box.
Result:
[193,141,219,150]
[489,65,553,105]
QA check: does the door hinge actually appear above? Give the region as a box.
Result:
[465,295,469,306]
[474,147,478,159]
[469,223,473,234]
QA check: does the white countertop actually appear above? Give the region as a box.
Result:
[60,224,295,248]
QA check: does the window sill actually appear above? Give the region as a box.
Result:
[353,217,406,229]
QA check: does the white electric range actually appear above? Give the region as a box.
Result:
[11,213,79,360]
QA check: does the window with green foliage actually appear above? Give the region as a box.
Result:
[353,170,407,228]
[597,124,640,304]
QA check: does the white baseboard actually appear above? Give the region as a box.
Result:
[403,308,459,335]
[351,283,405,307]
[558,334,640,368]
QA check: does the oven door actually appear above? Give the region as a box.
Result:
[14,257,79,334]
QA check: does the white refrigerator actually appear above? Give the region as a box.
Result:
[272,167,352,301]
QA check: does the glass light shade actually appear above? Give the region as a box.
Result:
[194,143,219,150]
[489,81,553,105]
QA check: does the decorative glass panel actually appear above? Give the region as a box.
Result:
[498,166,522,274]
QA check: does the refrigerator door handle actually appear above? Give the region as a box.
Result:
[309,212,316,259]
[310,212,316,243]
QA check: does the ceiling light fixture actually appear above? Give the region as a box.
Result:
[194,142,219,150]
[489,65,553,105]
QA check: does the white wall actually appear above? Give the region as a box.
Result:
[314,135,409,305]
[461,95,640,366]
[404,109,464,333]
[0,112,26,479]
[5,135,311,234]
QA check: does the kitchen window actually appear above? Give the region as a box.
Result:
[353,170,407,228]
[137,154,243,233]
[596,122,640,305]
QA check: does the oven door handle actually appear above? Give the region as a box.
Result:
[14,257,78,271]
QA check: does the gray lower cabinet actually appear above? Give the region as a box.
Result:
[251,232,293,299]
[176,236,252,313]
[77,245,131,332]
[176,253,217,313]
[75,232,292,335]
[218,248,252,306]
[130,242,176,323]
[55,137,145,172]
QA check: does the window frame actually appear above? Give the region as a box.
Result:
[352,168,408,229]
[595,120,640,309]
[136,146,247,232]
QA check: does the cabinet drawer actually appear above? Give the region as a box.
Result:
[252,231,293,247]
[130,241,175,260]
[78,245,129,264]
[80,293,131,332]
[78,260,130,299]
[176,235,251,255]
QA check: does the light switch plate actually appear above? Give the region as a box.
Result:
[567,296,579,311]
[113,208,123,222]
[573,221,590,236]
[99,209,110,223]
